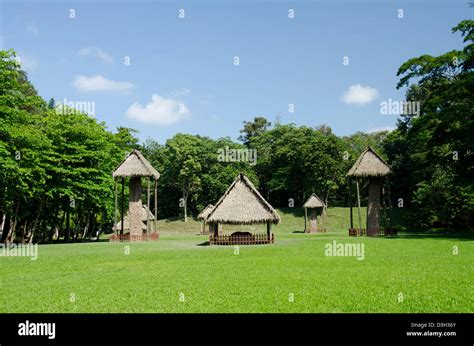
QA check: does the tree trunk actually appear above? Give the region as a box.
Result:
[183,185,188,223]
[1,213,11,243]
[65,200,71,242]
[29,196,46,244]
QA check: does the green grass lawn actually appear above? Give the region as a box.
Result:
[1,208,472,313]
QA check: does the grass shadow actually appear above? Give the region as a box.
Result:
[197,241,210,246]
[383,231,474,242]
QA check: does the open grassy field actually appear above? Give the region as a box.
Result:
[1,208,473,313]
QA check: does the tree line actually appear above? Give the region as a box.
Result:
[0,20,472,243]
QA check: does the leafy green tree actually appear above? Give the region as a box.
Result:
[384,20,474,230]
[238,116,271,145]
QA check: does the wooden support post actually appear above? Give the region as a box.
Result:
[304,207,307,232]
[147,177,151,240]
[114,179,118,234]
[356,180,362,232]
[266,221,271,241]
[154,179,158,233]
[349,178,353,229]
[121,177,125,240]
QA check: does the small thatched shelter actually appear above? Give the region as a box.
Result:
[197,204,214,235]
[112,150,160,241]
[303,193,325,233]
[347,147,391,236]
[113,216,147,232]
[206,173,280,244]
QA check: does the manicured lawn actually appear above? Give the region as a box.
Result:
[1,208,472,313]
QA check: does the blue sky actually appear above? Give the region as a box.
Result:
[1,0,471,143]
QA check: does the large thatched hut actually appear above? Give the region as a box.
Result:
[205,173,280,245]
[347,147,391,236]
[197,204,214,235]
[112,149,160,241]
[303,193,325,233]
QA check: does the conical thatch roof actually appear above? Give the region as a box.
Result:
[197,204,214,221]
[347,147,391,178]
[113,216,147,231]
[206,173,280,225]
[113,149,160,180]
[141,205,155,221]
[303,193,325,209]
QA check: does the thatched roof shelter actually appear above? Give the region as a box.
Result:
[303,193,325,233]
[303,193,325,209]
[113,216,147,231]
[197,204,214,221]
[112,149,160,241]
[346,147,391,236]
[347,147,390,178]
[113,149,160,180]
[141,205,154,221]
[206,173,280,225]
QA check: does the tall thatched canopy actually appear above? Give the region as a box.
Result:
[206,173,280,225]
[303,193,325,209]
[347,147,390,178]
[197,204,214,221]
[112,149,160,241]
[113,149,160,180]
[346,147,391,235]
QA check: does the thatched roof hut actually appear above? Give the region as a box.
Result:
[197,204,214,235]
[141,205,155,222]
[303,193,325,233]
[197,204,214,221]
[112,149,160,241]
[206,173,280,225]
[113,216,147,231]
[347,147,391,236]
[303,194,325,209]
[347,147,390,178]
[113,149,160,180]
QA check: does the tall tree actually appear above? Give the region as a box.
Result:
[238,116,271,145]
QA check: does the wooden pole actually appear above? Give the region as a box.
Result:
[356,180,362,232]
[121,177,125,240]
[304,207,307,232]
[147,177,151,240]
[154,179,157,233]
[114,179,118,234]
[266,221,271,240]
[349,178,353,229]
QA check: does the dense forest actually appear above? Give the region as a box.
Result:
[0,20,472,243]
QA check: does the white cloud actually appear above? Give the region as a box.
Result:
[73,75,134,93]
[341,84,378,105]
[26,22,39,36]
[78,47,113,64]
[125,94,191,125]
